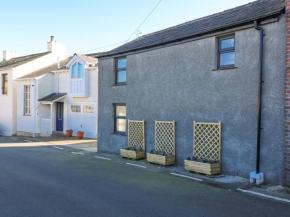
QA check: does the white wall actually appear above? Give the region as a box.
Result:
[0,70,13,135]
[57,67,98,137]
[0,52,66,136]
[16,80,35,134]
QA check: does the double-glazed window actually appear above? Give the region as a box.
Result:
[24,85,31,115]
[71,62,84,79]
[114,104,126,134]
[115,58,127,85]
[2,74,7,95]
[218,36,235,68]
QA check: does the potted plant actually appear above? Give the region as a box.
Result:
[77,131,84,139]
[66,129,73,137]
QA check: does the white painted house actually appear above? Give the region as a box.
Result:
[0,37,67,136]
[16,54,98,139]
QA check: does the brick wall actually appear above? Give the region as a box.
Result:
[285,0,290,186]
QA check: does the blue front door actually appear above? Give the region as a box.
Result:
[56,102,64,132]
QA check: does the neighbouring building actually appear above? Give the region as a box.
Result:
[96,0,289,184]
[0,36,66,136]
[16,54,98,139]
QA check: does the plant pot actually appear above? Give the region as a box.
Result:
[66,130,73,137]
[77,131,84,139]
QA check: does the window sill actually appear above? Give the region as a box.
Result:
[23,115,31,117]
[212,67,237,71]
[112,84,127,87]
[111,132,127,137]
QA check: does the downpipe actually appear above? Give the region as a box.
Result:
[250,21,264,184]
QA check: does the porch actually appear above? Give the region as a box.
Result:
[38,93,67,136]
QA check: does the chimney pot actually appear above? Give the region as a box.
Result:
[51,36,54,41]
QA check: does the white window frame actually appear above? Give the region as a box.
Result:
[24,85,31,116]
[70,61,85,94]
[71,105,81,113]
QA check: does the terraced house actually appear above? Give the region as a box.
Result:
[96,0,290,185]
[0,37,66,136]
[16,53,98,139]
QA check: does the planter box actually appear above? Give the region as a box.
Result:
[184,160,220,175]
[120,149,145,160]
[147,153,175,166]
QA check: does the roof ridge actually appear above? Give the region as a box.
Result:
[127,0,271,43]
[102,0,284,57]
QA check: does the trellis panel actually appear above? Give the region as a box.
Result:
[193,121,221,161]
[128,120,145,150]
[155,121,175,155]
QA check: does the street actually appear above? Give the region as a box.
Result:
[0,137,289,217]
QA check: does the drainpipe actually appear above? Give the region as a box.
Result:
[250,21,264,184]
[33,79,37,138]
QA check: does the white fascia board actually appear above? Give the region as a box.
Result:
[65,55,86,68]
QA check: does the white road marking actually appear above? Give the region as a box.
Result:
[72,152,84,155]
[53,146,63,150]
[126,163,147,168]
[9,138,18,140]
[94,156,111,161]
[237,188,290,203]
[170,173,203,182]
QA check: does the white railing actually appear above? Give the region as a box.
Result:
[71,79,85,93]
[41,118,52,134]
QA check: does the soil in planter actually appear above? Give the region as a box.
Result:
[187,156,219,164]
[122,145,143,152]
[150,149,173,157]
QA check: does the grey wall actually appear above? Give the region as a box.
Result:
[98,15,286,184]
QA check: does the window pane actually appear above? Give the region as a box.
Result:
[116,106,126,116]
[220,52,235,66]
[71,63,77,78]
[117,71,126,83]
[116,118,126,132]
[78,63,83,78]
[221,38,234,49]
[117,59,127,69]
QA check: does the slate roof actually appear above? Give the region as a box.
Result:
[19,58,70,79]
[97,0,285,58]
[38,93,67,102]
[76,54,98,64]
[0,52,50,71]
[87,51,109,58]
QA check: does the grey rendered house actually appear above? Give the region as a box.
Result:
[96,0,290,185]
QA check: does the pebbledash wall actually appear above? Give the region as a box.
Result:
[285,0,290,186]
[98,15,286,184]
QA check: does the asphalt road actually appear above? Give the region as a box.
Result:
[0,137,289,217]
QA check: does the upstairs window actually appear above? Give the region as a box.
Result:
[71,62,85,93]
[24,85,31,115]
[218,36,235,68]
[2,74,7,95]
[71,62,84,79]
[114,104,126,134]
[115,58,127,85]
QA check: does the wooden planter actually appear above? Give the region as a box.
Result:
[147,153,175,166]
[120,149,145,160]
[184,160,220,175]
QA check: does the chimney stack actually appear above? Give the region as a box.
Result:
[47,36,66,56]
[3,51,19,61]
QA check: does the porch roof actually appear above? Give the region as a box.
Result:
[38,93,67,103]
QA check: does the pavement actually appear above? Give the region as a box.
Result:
[0,136,290,217]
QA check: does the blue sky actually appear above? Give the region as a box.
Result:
[0,0,251,56]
